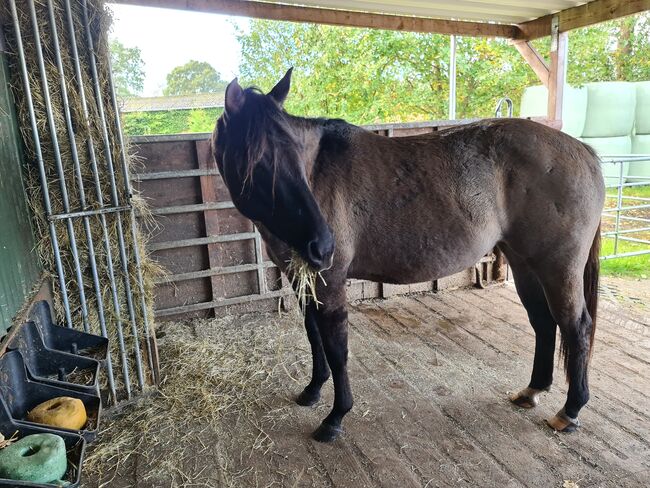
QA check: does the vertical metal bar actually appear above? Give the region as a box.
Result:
[63,0,132,400]
[253,227,267,295]
[448,34,457,120]
[614,161,625,255]
[47,0,117,403]
[104,37,157,383]
[28,0,92,333]
[8,0,73,329]
[82,0,146,389]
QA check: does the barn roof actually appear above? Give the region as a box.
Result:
[120,92,225,112]
[113,0,650,39]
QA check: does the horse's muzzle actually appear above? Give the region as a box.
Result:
[305,232,335,271]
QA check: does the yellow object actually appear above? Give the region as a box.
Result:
[27,397,87,431]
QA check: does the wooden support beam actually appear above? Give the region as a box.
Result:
[114,0,520,37]
[518,0,650,40]
[511,40,550,87]
[547,17,568,124]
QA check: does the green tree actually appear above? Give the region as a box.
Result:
[110,39,145,97]
[163,60,228,96]
[237,14,650,124]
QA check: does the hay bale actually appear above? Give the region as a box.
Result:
[0,0,161,401]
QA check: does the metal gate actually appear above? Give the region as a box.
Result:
[600,156,650,260]
[5,0,156,403]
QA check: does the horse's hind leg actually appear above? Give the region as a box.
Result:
[503,248,557,409]
[296,303,331,406]
[537,269,593,432]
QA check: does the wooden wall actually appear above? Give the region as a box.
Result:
[131,119,505,322]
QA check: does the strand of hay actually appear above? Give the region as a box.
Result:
[0,0,161,401]
[286,251,325,312]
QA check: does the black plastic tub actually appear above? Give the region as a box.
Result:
[0,397,85,487]
[27,302,108,362]
[8,322,101,395]
[0,351,101,442]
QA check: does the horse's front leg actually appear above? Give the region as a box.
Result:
[296,303,331,406]
[311,299,353,442]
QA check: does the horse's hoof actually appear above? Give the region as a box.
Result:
[547,408,580,433]
[311,423,343,443]
[295,388,320,407]
[509,387,544,409]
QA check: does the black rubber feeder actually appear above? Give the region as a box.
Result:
[0,351,101,442]
[0,397,85,487]
[8,321,101,396]
[28,302,108,362]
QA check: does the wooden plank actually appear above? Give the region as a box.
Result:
[511,40,550,87]
[114,0,521,38]
[155,262,277,284]
[518,0,650,40]
[148,232,256,251]
[547,17,567,122]
[155,289,291,316]
[198,140,225,315]
[134,168,218,181]
[148,201,234,216]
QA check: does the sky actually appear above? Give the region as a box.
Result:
[107,4,249,96]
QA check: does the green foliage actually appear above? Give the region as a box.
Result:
[237,14,649,125]
[122,107,222,135]
[109,39,145,97]
[568,14,650,85]
[163,60,228,96]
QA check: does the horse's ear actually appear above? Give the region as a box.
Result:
[268,67,293,106]
[225,78,244,115]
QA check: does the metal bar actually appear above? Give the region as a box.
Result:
[82,0,145,390]
[105,33,157,385]
[49,206,131,221]
[149,232,257,252]
[602,226,650,236]
[8,0,73,329]
[448,34,456,120]
[147,202,234,216]
[64,0,132,399]
[604,203,650,213]
[615,236,650,245]
[613,161,625,255]
[155,290,292,317]
[601,249,650,260]
[134,168,219,180]
[602,214,650,224]
[155,262,277,284]
[47,0,117,402]
[27,0,91,332]
[253,226,268,294]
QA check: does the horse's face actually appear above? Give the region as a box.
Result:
[211,69,334,271]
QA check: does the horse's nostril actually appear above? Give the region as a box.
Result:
[307,240,325,266]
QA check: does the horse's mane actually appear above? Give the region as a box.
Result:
[227,87,301,187]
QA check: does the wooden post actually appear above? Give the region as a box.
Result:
[197,140,224,316]
[547,16,568,124]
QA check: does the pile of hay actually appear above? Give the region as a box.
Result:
[1,0,160,400]
[84,312,310,487]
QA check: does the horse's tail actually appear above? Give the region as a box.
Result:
[584,222,601,361]
[561,223,600,373]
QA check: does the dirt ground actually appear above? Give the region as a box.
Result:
[84,278,650,488]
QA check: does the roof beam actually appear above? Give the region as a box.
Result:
[511,40,550,87]
[112,0,521,37]
[518,0,650,40]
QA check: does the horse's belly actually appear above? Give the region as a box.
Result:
[348,232,495,285]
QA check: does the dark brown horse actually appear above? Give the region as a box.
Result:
[211,69,604,443]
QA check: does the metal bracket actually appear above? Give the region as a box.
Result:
[550,16,560,51]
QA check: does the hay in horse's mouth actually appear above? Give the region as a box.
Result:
[286,251,326,312]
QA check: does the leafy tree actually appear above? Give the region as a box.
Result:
[237,13,650,124]
[163,61,228,96]
[110,39,145,97]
